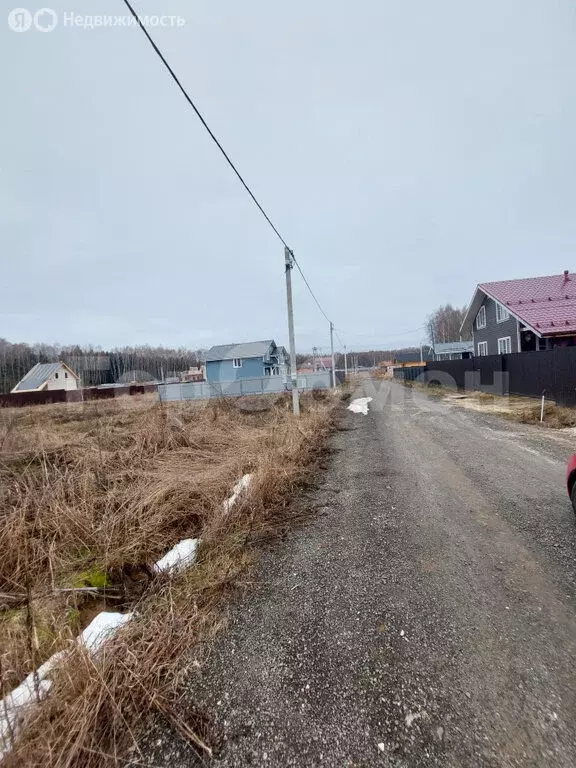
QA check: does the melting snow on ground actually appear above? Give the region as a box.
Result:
[347,397,373,415]
[1,612,132,755]
[80,611,134,653]
[0,652,66,756]
[1,472,253,756]
[154,538,199,574]
[223,473,252,512]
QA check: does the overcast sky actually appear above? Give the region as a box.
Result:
[2,0,575,352]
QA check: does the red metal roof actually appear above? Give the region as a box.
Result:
[480,272,576,336]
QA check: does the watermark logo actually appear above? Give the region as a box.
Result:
[8,6,57,31]
[8,8,33,31]
[7,7,186,31]
[34,7,58,31]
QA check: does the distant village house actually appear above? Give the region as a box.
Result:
[433,341,474,361]
[204,340,289,383]
[11,362,80,393]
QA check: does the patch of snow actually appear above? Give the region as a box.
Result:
[1,677,52,756]
[377,742,385,752]
[1,472,254,755]
[347,397,373,415]
[223,473,252,512]
[1,611,133,754]
[79,611,133,654]
[154,538,199,574]
[0,651,67,756]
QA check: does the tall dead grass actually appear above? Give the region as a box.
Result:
[505,401,576,429]
[0,391,337,766]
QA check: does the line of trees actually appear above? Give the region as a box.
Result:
[333,348,423,368]
[426,304,471,345]
[0,339,430,393]
[0,339,202,394]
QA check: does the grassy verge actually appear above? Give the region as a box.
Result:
[0,391,338,766]
[503,402,576,428]
[388,378,576,428]
[394,379,445,397]
[370,369,392,381]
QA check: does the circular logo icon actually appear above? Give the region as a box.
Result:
[34,7,58,32]
[8,8,32,32]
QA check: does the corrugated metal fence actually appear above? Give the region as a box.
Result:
[394,347,576,406]
[158,372,332,402]
[0,384,158,408]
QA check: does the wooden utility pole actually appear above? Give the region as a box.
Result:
[284,247,300,416]
[330,321,336,388]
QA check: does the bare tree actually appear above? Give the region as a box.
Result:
[426,304,470,345]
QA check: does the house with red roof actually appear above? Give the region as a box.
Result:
[297,356,333,374]
[460,270,576,356]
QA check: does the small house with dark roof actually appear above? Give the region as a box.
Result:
[204,340,289,383]
[460,271,576,356]
[433,341,474,360]
[11,362,80,393]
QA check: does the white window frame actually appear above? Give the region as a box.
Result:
[477,341,488,356]
[497,336,512,355]
[476,305,486,330]
[232,358,242,368]
[495,302,510,323]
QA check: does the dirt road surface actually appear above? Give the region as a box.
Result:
[142,377,576,767]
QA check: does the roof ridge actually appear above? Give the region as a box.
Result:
[480,271,576,286]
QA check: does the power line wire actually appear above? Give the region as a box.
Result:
[334,329,346,349]
[121,0,335,327]
[121,0,289,249]
[335,326,427,339]
[292,259,332,324]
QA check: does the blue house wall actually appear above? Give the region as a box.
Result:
[206,357,266,383]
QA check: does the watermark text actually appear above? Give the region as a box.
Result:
[8,7,186,32]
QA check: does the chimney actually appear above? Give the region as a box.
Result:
[563,269,570,282]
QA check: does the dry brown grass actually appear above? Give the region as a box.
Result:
[505,401,576,429]
[0,391,338,766]
[389,380,576,428]
[394,379,446,397]
[371,368,392,380]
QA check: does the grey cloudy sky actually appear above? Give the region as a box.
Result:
[2,0,575,352]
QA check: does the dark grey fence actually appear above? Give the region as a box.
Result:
[410,347,576,406]
[393,365,427,382]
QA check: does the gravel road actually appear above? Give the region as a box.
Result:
[142,378,576,767]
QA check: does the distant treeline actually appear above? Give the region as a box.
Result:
[335,348,423,367]
[0,339,202,394]
[0,339,424,394]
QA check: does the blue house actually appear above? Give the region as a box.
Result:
[204,340,289,383]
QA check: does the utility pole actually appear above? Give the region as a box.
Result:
[344,345,348,380]
[429,321,436,361]
[330,321,336,388]
[284,247,300,416]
